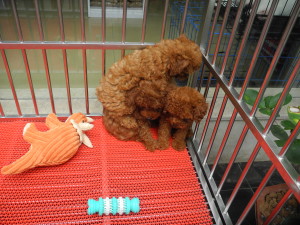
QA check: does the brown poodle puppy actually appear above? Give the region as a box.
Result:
[102,81,171,151]
[158,86,208,151]
[96,35,202,150]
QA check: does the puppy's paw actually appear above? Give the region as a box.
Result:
[172,140,186,151]
[120,117,138,129]
[145,141,158,152]
[157,140,169,150]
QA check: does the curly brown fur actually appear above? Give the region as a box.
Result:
[96,35,202,150]
[158,86,208,151]
[102,82,174,151]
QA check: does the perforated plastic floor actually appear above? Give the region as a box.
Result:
[0,118,212,224]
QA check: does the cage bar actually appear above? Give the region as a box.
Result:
[179,0,189,35]
[57,0,72,114]
[0,42,154,50]
[217,125,249,195]
[121,0,127,58]
[0,103,4,116]
[205,0,222,56]
[141,0,149,42]
[80,0,89,114]
[34,0,55,114]
[161,0,169,40]
[102,0,106,76]
[1,49,21,116]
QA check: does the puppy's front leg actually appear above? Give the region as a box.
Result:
[172,127,189,151]
[157,116,172,150]
[137,120,157,151]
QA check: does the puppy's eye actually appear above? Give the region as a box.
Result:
[82,120,85,123]
[183,119,190,123]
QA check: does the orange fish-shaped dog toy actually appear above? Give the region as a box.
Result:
[1,113,94,175]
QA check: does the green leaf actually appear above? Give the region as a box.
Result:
[275,139,286,147]
[258,100,266,109]
[259,108,272,116]
[285,139,300,164]
[269,93,293,109]
[243,89,258,106]
[264,96,273,108]
[283,94,292,106]
[280,120,296,130]
[270,125,289,140]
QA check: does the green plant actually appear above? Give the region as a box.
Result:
[243,89,300,164]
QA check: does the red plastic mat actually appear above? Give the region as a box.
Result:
[0,118,212,224]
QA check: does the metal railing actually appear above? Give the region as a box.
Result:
[0,1,299,224]
[190,0,300,224]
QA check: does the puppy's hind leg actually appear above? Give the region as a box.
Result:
[172,127,189,151]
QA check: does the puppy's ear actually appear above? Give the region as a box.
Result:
[177,34,189,43]
[169,58,190,76]
[193,102,208,123]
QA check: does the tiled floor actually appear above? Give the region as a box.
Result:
[213,161,285,225]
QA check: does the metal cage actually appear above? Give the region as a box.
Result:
[0,0,300,224]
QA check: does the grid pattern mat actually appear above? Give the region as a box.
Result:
[0,118,212,224]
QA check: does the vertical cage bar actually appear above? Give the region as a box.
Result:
[212,0,232,64]
[1,49,22,116]
[228,0,261,85]
[203,90,228,164]
[57,0,72,115]
[11,0,39,115]
[209,108,237,178]
[161,0,169,40]
[224,142,260,213]
[34,0,55,114]
[217,125,249,195]
[141,0,149,42]
[237,122,300,224]
[220,0,246,74]
[102,0,106,76]
[0,102,4,116]
[263,58,300,134]
[80,0,89,114]
[197,64,205,92]
[237,0,279,98]
[121,0,127,58]
[205,0,222,56]
[179,0,189,35]
[203,73,212,99]
[197,79,219,154]
[263,190,293,225]
[249,0,300,115]
[200,0,216,51]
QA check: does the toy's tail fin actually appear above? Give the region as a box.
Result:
[1,150,38,175]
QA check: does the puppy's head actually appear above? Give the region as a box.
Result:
[130,80,168,120]
[164,87,208,129]
[164,35,202,80]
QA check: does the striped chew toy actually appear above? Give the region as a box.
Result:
[87,197,140,216]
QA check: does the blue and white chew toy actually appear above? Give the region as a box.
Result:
[87,197,140,215]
